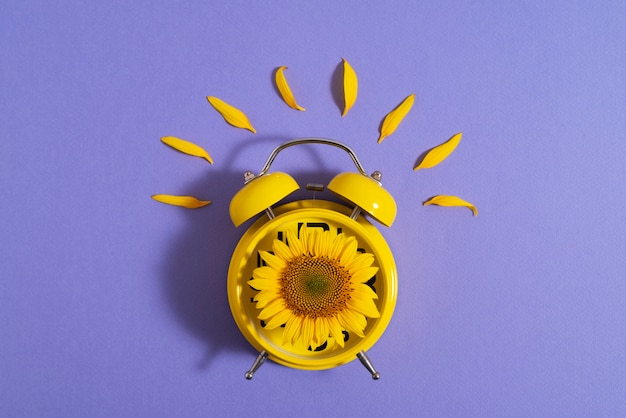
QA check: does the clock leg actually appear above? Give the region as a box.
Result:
[264,207,275,220]
[244,350,269,380]
[357,350,380,380]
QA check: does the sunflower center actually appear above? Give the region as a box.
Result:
[280,255,351,318]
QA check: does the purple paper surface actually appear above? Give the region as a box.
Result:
[1,1,625,416]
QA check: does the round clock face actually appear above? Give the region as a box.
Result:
[227,199,397,370]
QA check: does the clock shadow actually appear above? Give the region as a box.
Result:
[160,136,360,371]
[160,168,252,369]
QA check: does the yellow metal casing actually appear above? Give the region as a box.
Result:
[227,200,397,370]
[229,172,299,227]
[327,172,397,227]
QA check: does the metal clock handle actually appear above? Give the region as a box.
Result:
[254,137,370,180]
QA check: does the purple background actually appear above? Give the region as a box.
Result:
[1,1,625,416]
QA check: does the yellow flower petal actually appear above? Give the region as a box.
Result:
[423,195,478,216]
[350,267,379,284]
[271,240,292,265]
[351,283,379,300]
[275,66,305,111]
[313,317,329,348]
[342,58,358,117]
[339,236,358,265]
[206,96,256,133]
[347,295,380,318]
[413,132,462,170]
[151,194,211,209]
[264,307,292,330]
[327,232,347,259]
[251,266,279,283]
[338,310,366,338]
[258,299,286,320]
[377,94,415,143]
[327,317,345,347]
[301,316,314,348]
[253,290,280,308]
[259,249,286,270]
[345,252,375,272]
[160,136,213,164]
[283,315,301,346]
[312,229,325,257]
[285,229,305,257]
[298,226,311,255]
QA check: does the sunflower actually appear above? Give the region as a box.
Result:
[248,225,380,350]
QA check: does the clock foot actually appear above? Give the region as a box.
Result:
[357,350,380,380]
[244,350,269,380]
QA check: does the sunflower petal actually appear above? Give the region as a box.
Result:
[275,66,305,111]
[345,252,375,272]
[270,241,291,265]
[377,94,415,143]
[298,225,311,255]
[313,317,329,348]
[414,132,462,170]
[351,283,379,300]
[312,229,326,257]
[257,299,286,320]
[283,315,301,346]
[286,229,305,257]
[342,58,358,117]
[339,236,358,265]
[251,266,279,282]
[151,194,211,209]
[206,96,256,133]
[253,290,280,308]
[160,136,213,164]
[423,195,478,216]
[351,266,379,284]
[328,316,345,348]
[301,316,315,348]
[259,250,286,270]
[347,295,380,318]
[264,308,293,330]
[338,310,366,338]
[318,230,331,257]
[328,232,347,259]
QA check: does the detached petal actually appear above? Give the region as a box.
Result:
[206,96,256,133]
[423,195,478,216]
[377,94,415,143]
[275,66,305,111]
[414,132,462,170]
[151,194,211,209]
[342,58,358,116]
[160,136,213,164]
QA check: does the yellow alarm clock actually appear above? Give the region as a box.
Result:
[227,138,397,379]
